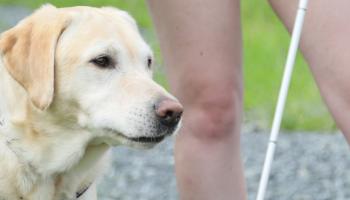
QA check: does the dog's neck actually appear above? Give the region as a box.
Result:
[0,103,109,198]
[0,59,109,198]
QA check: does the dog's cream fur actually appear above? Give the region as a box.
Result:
[0,5,180,200]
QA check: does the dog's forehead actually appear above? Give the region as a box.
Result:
[58,6,150,59]
[61,6,136,28]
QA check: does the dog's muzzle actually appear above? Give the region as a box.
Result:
[113,98,183,145]
[126,98,183,144]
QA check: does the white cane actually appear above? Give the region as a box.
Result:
[255,0,309,200]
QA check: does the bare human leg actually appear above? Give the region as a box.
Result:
[269,0,350,142]
[147,0,246,199]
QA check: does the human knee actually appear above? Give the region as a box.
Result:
[183,88,242,139]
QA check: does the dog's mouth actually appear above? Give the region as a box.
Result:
[103,127,171,146]
[126,135,166,143]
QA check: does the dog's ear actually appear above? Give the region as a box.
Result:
[0,5,70,110]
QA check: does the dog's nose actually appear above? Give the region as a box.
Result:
[155,98,183,127]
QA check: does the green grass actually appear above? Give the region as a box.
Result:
[0,0,336,131]
[241,1,335,131]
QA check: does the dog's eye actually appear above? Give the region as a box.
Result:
[91,56,113,69]
[147,57,152,69]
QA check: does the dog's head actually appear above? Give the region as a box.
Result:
[0,5,183,148]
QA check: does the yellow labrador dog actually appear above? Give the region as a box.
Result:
[0,4,183,200]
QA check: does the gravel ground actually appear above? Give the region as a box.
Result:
[98,131,350,200]
[2,6,350,200]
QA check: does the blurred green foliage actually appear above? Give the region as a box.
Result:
[0,0,336,131]
[241,1,335,131]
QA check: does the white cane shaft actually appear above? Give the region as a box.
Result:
[256,0,309,200]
